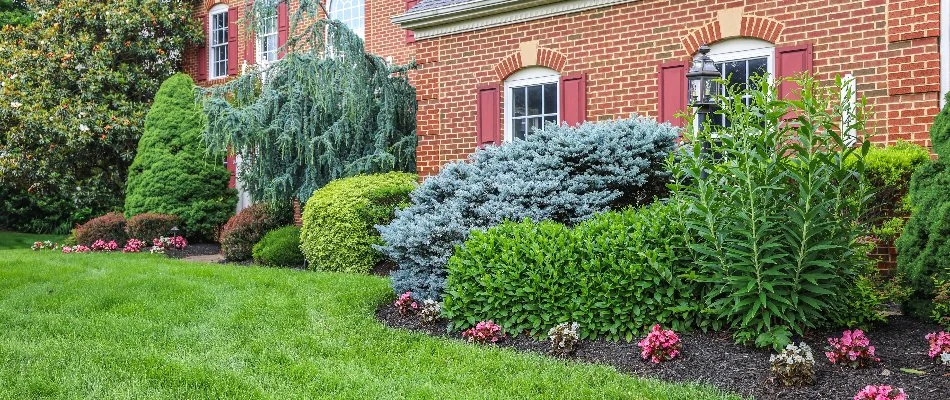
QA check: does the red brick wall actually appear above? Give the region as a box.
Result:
[183,1,943,179]
[410,0,942,177]
[184,0,416,86]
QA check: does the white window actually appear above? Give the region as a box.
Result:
[209,5,229,79]
[504,67,560,141]
[329,0,365,39]
[706,38,775,127]
[257,1,279,64]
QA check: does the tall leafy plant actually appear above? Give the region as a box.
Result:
[670,74,874,349]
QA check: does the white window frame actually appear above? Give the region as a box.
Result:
[208,4,230,80]
[696,39,775,129]
[256,1,279,65]
[504,67,560,142]
[328,0,366,39]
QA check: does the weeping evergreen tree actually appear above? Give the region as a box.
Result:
[200,0,417,204]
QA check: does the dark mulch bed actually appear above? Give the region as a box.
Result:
[165,243,221,259]
[377,303,950,399]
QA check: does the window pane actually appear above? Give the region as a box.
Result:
[543,83,557,115]
[748,58,768,89]
[527,85,542,115]
[513,119,527,141]
[722,61,746,91]
[543,115,557,127]
[528,117,543,134]
[513,88,526,117]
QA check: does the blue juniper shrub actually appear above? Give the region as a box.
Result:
[377,116,680,300]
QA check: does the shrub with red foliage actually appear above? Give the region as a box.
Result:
[73,212,128,246]
[127,213,180,241]
[219,203,290,261]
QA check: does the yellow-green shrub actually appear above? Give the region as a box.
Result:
[300,173,417,273]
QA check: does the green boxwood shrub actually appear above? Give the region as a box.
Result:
[850,141,930,227]
[443,201,703,341]
[252,226,305,268]
[124,73,235,241]
[897,95,949,321]
[220,203,291,261]
[127,213,180,241]
[73,212,128,246]
[300,172,417,273]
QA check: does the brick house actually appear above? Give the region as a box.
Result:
[185,0,945,180]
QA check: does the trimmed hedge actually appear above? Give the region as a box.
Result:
[300,172,417,273]
[124,73,235,241]
[442,201,702,341]
[897,93,950,322]
[848,141,930,226]
[253,226,305,268]
[74,212,128,246]
[127,213,180,241]
[378,117,679,300]
[219,204,290,261]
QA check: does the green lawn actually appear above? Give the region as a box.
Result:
[0,231,65,250]
[0,242,739,399]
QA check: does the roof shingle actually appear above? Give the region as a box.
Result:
[410,0,476,12]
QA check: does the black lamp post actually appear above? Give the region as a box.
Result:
[686,44,722,177]
[686,44,722,129]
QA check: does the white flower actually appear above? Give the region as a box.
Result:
[78,124,89,132]
[9,101,21,108]
[941,352,950,366]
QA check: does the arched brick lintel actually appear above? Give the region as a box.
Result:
[682,15,785,56]
[492,47,568,81]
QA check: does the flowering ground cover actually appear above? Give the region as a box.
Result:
[379,303,950,399]
[0,237,735,400]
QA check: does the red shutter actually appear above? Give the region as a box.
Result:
[476,84,501,147]
[198,15,208,81]
[277,2,289,59]
[227,8,239,76]
[245,2,256,65]
[657,61,688,127]
[775,44,814,100]
[405,0,419,43]
[559,74,587,127]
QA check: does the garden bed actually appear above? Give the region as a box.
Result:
[378,303,950,400]
[164,243,221,259]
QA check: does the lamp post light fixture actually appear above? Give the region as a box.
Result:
[686,44,722,177]
[686,44,722,118]
[169,226,180,238]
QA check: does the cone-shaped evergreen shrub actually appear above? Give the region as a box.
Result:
[897,93,950,321]
[124,73,235,241]
[377,117,679,300]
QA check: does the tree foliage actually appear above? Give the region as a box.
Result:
[200,0,417,205]
[0,0,31,26]
[124,74,235,241]
[896,92,950,320]
[0,0,202,230]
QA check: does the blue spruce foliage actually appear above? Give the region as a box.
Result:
[377,116,679,300]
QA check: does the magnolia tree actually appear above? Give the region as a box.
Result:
[0,0,202,232]
[200,0,417,205]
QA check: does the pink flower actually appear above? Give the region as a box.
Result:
[61,246,73,254]
[394,292,418,315]
[926,331,950,359]
[638,324,682,363]
[853,385,907,400]
[462,320,504,344]
[826,330,879,368]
